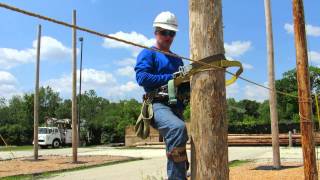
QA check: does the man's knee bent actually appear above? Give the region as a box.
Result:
[169,121,188,144]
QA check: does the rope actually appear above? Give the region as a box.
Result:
[0,2,300,100]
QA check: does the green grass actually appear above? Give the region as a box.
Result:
[0,172,54,180]
[229,159,251,167]
[0,146,33,152]
[0,157,143,180]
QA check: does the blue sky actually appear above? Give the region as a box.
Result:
[0,0,319,102]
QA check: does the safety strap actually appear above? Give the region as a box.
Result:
[134,99,153,139]
[190,54,243,86]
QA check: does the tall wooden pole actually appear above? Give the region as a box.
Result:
[292,0,318,179]
[264,0,281,169]
[72,9,78,163]
[33,24,41,161]
[189,0,228,179]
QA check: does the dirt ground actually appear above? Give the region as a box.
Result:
[230,161,320,180]
[0,155,134,178]
[1,154,319,179]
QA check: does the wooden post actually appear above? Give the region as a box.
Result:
[292,0,318,179]
[189,0,228,179]
[288,131,292,147]
[72,9,78,163]
[33,24,41,161]
[264,0,281,169]
[315,94,320,129]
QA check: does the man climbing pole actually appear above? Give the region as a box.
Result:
[134,11,190,180]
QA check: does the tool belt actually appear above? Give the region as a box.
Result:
[143,91,168,104]
[135,88,176,139]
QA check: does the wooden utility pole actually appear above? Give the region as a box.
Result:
[189,0,228,179]
[264,0,281,169]
[292,0,318,179]
[72,9,78,163]
[33,24,41,161]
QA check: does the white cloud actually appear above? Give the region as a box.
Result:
[242,63,254,70]
[115,58,136,67]
[224,41,251,58]
[243,82,269,102]
[0,48,35,69]
[118,81,139,92]
[284,23,320,37]
[284,23,294,34]
[0,71,21,99]
[106,81,143,101]
[44,68,142,100]
[102,31,155,57]
[36,36,72,60]
[116,66,135,77]
[103,31,155,49]
[81,68,116,86]
[44,68,116,94]
[0,71,18,84]
[226,82,239,98]
[0,36,72,69]
[306,24,320,37]
[309,51,320,65]
[43,74,72,94]
[227,81,270,102]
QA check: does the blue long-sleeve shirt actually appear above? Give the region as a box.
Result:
[135,47,183,92]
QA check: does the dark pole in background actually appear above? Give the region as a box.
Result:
[78,37,84,147]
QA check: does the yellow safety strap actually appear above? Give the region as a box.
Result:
[189,59,243,86]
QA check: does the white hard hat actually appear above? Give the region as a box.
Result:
[153,11,178,32]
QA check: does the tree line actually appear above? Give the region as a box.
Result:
[0,67,319,145]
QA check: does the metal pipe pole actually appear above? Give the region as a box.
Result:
[78,37,83,147]
[72,9,78,163]
[264,0,281,169]
[34,24,41,160]
[292,0,318,179]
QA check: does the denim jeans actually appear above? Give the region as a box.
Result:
[151,103,189,180]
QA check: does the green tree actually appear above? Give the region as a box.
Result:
[275,66,320,123]
[55,99,72,119]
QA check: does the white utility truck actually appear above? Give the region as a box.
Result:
[34,118,72,148]
[37,126,72,148]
